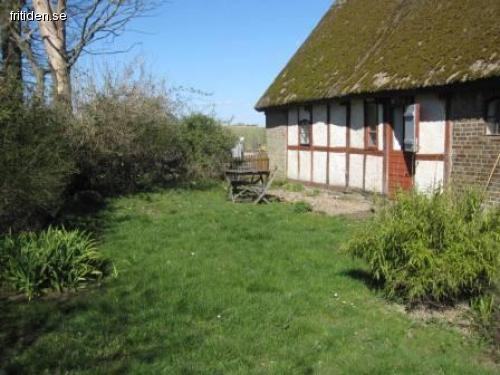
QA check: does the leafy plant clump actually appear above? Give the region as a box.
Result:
[345,189,500,305]
[471,281,500,350]
[283,183,305,193]
[293,201,313,214]
[0,227,111,300]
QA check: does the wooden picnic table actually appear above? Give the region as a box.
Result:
[224,153,276,204]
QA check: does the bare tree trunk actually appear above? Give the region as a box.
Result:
[7,0,47,100]
[33,0,71,106]
[33,64,46,99]
[0,0,23,85]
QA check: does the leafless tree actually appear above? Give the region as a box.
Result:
[11,0,153,105]
[0,0,23,86]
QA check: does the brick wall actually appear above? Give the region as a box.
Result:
[265,109,288,180]
[450,88,500,205]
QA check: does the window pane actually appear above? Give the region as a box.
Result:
[369,131,377,146]
[299,123,310,145]
[366,102,377,128]
[486,99,500,135]
[487,122,500,135]
[366,102,378,146]
[393,107,404,150]
[487,100,498,117]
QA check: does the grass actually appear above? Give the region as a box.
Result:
[0,188,497,374]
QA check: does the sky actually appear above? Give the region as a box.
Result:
[79,0,334,126]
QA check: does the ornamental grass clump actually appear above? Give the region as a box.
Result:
[346,189,500,305]
[0,227,110,300]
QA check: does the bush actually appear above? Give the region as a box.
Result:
[345,189,500,305]
[0,92,74,233]
[70,67,234,196]
[179,114,235,180]
[70,73,184,196]
[293,201,313,214]
[0,227,110,300]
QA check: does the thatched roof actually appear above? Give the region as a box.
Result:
[256,0,500,110]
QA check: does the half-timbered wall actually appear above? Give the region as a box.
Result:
[275,92,448,194]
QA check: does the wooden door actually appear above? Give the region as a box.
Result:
[388,106,414,195]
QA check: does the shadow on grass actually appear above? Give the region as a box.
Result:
[340,269,383,291]
[1,183,227,372]
[0,286,166,373]
[58,181,224,234]
[0,293,86,365]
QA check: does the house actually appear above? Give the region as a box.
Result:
[256,0,500,204]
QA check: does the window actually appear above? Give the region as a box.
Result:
[486,98,500,135]
[365,101,378,148]
[298,106,312,146]
[299,119,311,146]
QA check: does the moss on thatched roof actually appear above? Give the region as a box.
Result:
[256,0,500,110]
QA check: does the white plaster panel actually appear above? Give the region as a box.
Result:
[329,153,346,187]
[377,103,384,151]
[287,150,298,180]
[299,151,311,182]
[349,154,364,189]
[330,103,347,147]
[288,108,298,146]
[313,151,328,184]
[312,105,328,147]
[365,155,384,193]
[417,94,446,154]
[350,99,364,148]
[415,160,444,192]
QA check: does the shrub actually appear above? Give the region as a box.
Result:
[70,67,234,196]
[179,114,236,180]
[70,79,183,196]
[0,227,110,300]
[293,201,313,214]
[0,91,74,233]
[345,189,500,305]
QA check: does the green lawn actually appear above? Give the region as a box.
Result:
[1,188,496,374]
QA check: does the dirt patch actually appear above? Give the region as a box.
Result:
[389,302,474,336]
[270,186,374,217]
